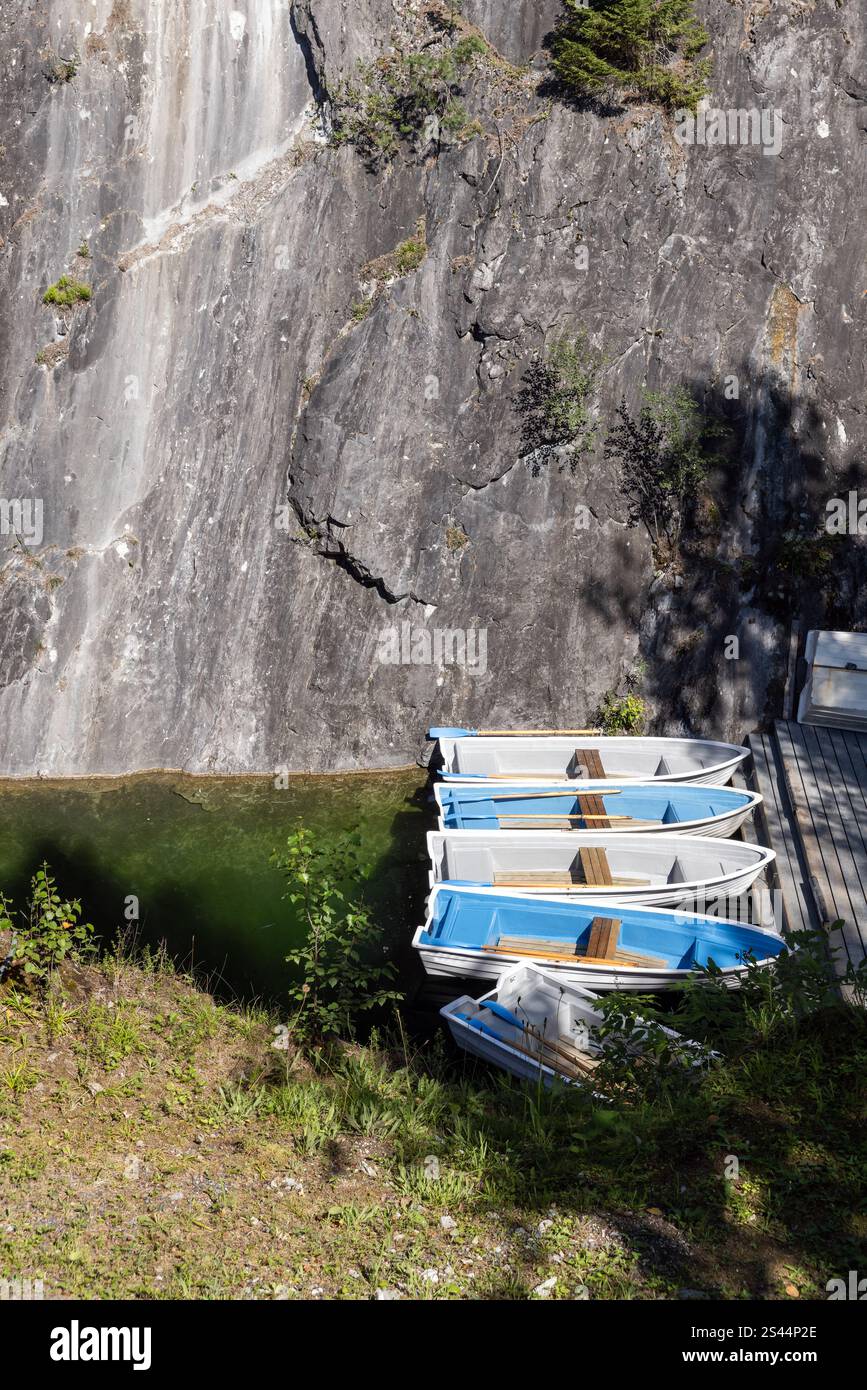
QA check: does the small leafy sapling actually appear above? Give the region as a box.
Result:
[275,825,402,1049]
[591,991,716,1099]
[0,863,95,986]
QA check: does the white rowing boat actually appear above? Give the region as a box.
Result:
[426,830,775,909]
[441,964,707,1087]
[435,734,749,786]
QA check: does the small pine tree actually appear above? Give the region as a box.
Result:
[551,0,711,111]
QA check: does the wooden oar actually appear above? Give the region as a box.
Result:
[496,812,631,820]
[430,726,602,738]
[526,1028,598,1075]
[492,881,649,890]
[483,943,642,966]
[482,941,667,968]
[486,789,623,801]
[480,1001,597,1078]
[471,773,607,781]
[475,1020,588,1080]
[520,1040,588,1081]
[524,1031,597,1079]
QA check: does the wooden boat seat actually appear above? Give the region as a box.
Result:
[576,792,609,827]
[585,914,620,958]
[493,871,574,886]
[575,747,606,779]
[579,846,613,886]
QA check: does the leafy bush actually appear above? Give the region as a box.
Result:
[0,864,95,986]
[738,528,846,621]
[589,923,867,1102]
[604,387,725,558]
[592,991,717,1100]
[274,826,402,1049]
[43,275,92,307]
[774,531,839,582]
[594,689,646,734]
[514,333,602,475]
[550,0,711,111]
[675,923,867,1044]
[331,39,486,164]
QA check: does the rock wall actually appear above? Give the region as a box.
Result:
[0,0,864,775]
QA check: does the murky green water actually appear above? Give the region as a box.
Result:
[0,770,432,1001]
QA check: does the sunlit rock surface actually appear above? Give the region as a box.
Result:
[0,0,864,774]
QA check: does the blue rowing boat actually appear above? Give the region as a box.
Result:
[434,781,761,838]
[413,884,787,989]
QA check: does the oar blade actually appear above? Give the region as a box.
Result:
[427,726,475,739]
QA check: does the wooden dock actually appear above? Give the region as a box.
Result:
[748,720,867,973]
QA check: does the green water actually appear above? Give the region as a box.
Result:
[0,770,432,1001]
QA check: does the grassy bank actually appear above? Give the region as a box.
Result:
[1,940,865,1300]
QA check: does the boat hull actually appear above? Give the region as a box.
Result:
[442,996,568,1086]
[416,935,766,990]
[441,964,692,1085]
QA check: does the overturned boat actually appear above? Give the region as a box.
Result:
[413,884,787,989]
[434,734,749,786]
[427,830,775,909]
[441,963,707,1087]
[434,780,761,838]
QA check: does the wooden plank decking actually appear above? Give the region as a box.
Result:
[747,720,867,974]
[745,730,818,937]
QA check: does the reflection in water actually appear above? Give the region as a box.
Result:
[0,770,432,1002]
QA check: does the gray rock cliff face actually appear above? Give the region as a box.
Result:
[0,0,864,774]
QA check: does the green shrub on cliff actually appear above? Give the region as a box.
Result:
[550,0,711,111]
[514,332,602,476]
[331,38,487,163]
[605,388,725,558]
[594,689,647,735]
[43,275,92,307]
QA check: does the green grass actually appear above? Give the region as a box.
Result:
[393,233,427,275]
[0,937,865,1300]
